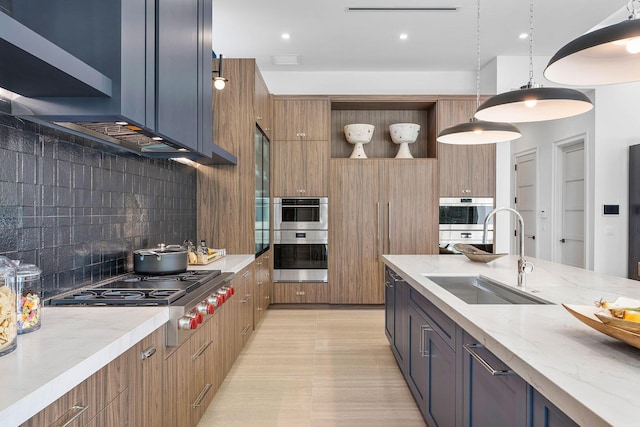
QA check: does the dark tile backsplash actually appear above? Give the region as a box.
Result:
[0,115,197,298]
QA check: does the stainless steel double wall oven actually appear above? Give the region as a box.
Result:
[273,197,328,282]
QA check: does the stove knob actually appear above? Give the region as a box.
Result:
[178,316,198,330]
[194,312,204,324]
[206,304,215,314]
[229,285,235,296]
[225,287,233,298]
[206,295,220,307]
[217,290,226,303]
[196,302,209,315]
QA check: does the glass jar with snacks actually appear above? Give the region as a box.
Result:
[0,256,17,357]
[14,262,42,334]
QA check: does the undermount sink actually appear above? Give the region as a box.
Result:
[423,275,552,305]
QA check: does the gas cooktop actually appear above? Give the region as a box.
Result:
[50,270,222,306]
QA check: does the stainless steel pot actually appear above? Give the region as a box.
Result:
[133,244,188,274]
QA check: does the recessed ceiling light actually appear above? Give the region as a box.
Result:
[519,33,528,39]
[151,136,163,141]
[400,33,408,40]
[282,33,290,40]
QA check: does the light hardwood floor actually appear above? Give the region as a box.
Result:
[197,308,426,427]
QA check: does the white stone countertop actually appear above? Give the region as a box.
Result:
[0,254,255,426]
[383,254,640,427]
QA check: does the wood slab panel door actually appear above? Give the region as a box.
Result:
[329,159,383,304]
[383,159,438,255]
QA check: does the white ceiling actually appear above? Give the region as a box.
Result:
[212,0,625,73]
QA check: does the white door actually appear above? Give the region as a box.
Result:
[559,142,585,268]
[514,152,537,257]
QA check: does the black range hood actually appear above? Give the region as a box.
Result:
[1,1,236,165]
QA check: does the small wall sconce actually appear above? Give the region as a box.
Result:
[213,53,228,90]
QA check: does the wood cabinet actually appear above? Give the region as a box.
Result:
[273,282,330,303]
[254,250,272,324]
[329,159,438,304]
[233,264,255,350]
[21,349,129,427]
[163,314,217,427]
[130,327,164,427]
[272,97,330,197]
[273,98,329,141]
[198,58,270,254]
[271,139,329,196]
[437,97,496,197]
[255,68,272,139]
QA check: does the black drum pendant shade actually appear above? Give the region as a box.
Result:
[544,19,640,86]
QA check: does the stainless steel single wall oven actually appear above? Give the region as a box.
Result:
[439,197,494,245]
[273,197,328,282]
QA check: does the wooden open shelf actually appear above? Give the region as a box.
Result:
[329,96,437,159]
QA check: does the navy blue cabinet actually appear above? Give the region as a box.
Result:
[408,290,457,427]
[385,267,409,373]
[529,387,579,427]
[6,0,226,161]
[461,331,527,427]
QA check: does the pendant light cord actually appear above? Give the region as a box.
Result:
[528,0,534,87]
[628,0,640,19]
[475,0,481,109]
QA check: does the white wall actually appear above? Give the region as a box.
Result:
[592,82,640,276]
[261,70,475,95]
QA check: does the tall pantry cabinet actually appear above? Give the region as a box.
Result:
[328,98,439,304]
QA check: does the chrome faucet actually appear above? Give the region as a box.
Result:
[483,207,534,288]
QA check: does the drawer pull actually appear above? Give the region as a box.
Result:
[242,271,250,278]
[192,384,213,408]
[51,404,89,427]
[192,340,213,360]
[140,345,157,360]
[241,324,252,335]
[419,325,432,357]
[463,343,513,376]
[241,295,252,303]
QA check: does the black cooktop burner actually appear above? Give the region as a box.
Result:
[50,270,223,306]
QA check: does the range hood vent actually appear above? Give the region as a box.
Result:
[54,122,189,154]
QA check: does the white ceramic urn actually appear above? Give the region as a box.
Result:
[344,124,375,159]
[389,123,420,158]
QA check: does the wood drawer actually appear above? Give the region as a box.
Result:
[273,282,329,303]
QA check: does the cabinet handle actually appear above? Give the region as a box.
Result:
[140,345,157,361]
[257,307,262,311]
[241,324,252,335]
[192,384,213,408]
[296,291,306,296]
[387,202,392,251]
[192,340,213,361]
[51,404,89,427]
[463,343,513,376]
[462,189,471,194]
[242,271,250,278]
[241,295,252,303]
[257,116,263,120]
[419,325,432,357]
[265,128,271,131]
[265,295,270,300]
[376,202,381,256]
[296,132,306,138]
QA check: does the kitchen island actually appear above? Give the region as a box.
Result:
[384,254,640,427]
[0,254,254,426]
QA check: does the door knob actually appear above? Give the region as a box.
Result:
[527,235,536,240]
[560,238,566,243]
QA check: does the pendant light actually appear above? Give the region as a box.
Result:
[213,54,228,90]
[474,0,593,123]
[544,0,640,86]
[437,0,522,144]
